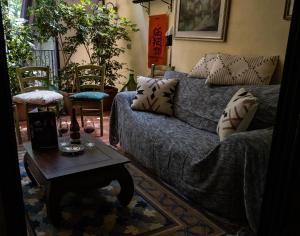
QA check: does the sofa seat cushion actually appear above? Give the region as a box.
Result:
[125,108,219,151]
[128,110,219,158]
[120,109,220,184]
[173,76,280,133]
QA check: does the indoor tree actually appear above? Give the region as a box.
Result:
[30,0,138,91]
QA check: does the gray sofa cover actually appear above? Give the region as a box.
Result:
[109,71,280,233]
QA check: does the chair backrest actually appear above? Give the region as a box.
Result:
[150,64,175,78]
[16,66,50,93]
[75,64,105,92]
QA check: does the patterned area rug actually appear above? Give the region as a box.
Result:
[19,150,226,236]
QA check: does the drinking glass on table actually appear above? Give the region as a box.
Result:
[84,118,95,148]
[57,118,69,146]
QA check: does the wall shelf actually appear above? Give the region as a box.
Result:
[132,0,173,15]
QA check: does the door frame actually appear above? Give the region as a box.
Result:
[0,3,27,236]
[258,1,300,235]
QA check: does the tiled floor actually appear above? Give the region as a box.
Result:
[17,111,111,145]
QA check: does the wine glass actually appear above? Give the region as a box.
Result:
[84,118,95,148]
[57,118,69,146]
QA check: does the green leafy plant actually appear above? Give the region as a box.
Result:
[30,0,138,91]
[1,0,38,95]
[57,62,80,92]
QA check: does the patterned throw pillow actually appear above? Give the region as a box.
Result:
[131,76,178,116]
[217,88,258,141]
[188,53,218,79]
[206,53,279,85]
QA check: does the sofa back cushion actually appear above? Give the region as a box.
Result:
[171,73,280,133]
[164,70,188,79]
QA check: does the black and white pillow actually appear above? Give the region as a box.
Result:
[217,88,258,141]
[188,53,218,79]
[131,76,178,116]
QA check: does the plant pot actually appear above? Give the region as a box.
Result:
[62,86,119,115]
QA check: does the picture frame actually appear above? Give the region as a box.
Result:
[174,0,231,42]
[284,0,294,20]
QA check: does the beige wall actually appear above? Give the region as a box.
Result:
[71,0,291,89]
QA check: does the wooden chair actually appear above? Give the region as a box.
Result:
[150,64,175,78]
[71,64,108,136]
[17,66,49,92]
[13,66,63,140]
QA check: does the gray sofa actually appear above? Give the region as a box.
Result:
[109,71,280,232]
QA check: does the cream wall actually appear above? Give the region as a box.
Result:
[71,0,291,89]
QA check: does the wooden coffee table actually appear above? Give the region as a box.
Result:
[23,133,134,226]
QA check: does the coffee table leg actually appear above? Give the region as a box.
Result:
[46,182,62,227]
[24,153,37,186]
[116,166,134,206]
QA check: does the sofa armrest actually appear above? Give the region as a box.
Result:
[111,92,136,119]
[222,127,273,149]
[109,91,136,145]
[114,91,136,106]
[220,127,273,232]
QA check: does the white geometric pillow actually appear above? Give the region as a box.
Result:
[188,53,218,79]
[13,90,63,105]
[131,76,178,116]
[217,88,258,141]
[206,53,279,85]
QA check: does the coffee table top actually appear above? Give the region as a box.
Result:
[23,133,129,180]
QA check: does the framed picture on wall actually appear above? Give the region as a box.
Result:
[174,0,231,41]
[284,0,294,20]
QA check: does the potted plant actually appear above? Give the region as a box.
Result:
[30,0,138,113]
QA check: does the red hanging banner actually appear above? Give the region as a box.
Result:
[148,14,168,68]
